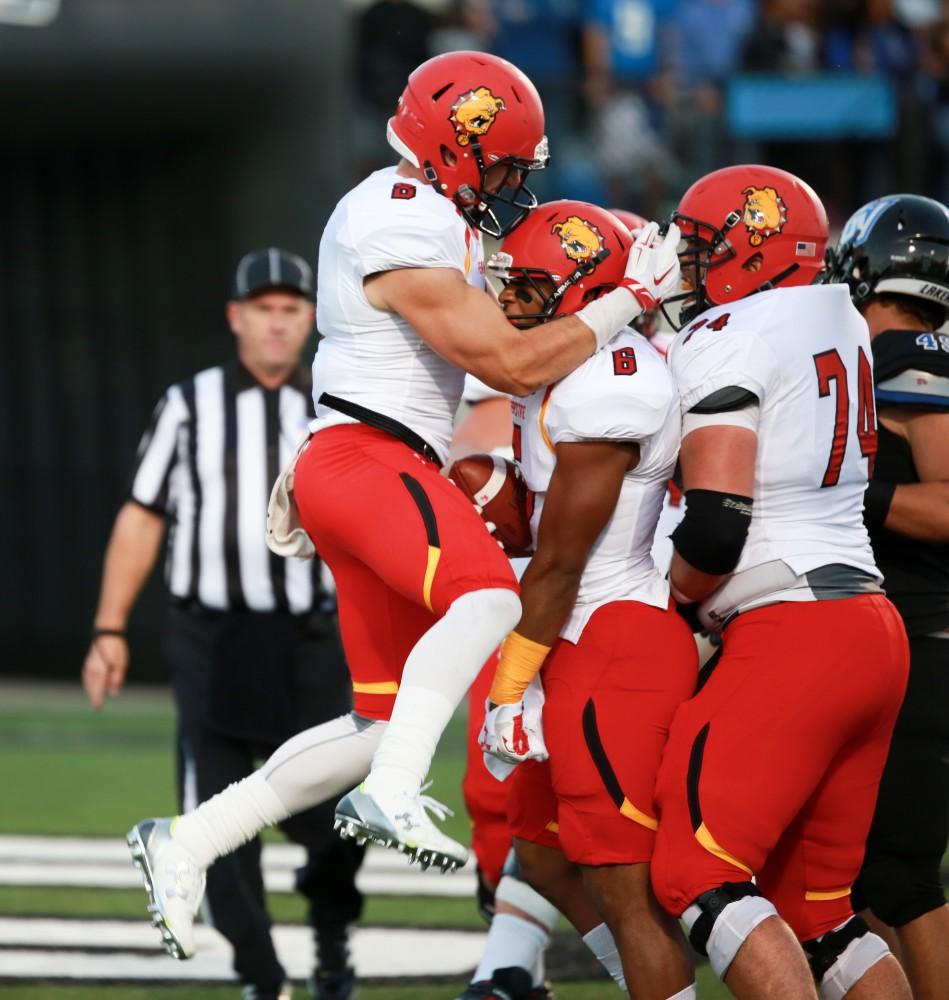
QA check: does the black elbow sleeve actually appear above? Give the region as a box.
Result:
[671,489,754,575]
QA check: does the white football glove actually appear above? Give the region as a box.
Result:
[575,221,681,349]
[479,698,548,766]
[621,221,682,311]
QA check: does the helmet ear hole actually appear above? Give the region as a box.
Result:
[582,284,616,305]
[742,252,764,273]
[440,145,457,168]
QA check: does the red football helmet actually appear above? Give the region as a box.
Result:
[487,200,633,325]
[387,51,548,238]
[668,164,829,325]
[609,208,649,235]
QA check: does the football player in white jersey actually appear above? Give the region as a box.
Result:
[649,165,912,1000]
[123,51,682,964]
[472,201,699,1000]
[315,51,678,872]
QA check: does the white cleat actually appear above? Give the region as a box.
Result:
[334,781,468,872]
[127,817,206,959]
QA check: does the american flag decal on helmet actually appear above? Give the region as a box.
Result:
[796,241,817,256]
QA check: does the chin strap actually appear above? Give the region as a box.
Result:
[754,262,800,294]
[421,160,443,192]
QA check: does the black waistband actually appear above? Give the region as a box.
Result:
[318,392,442,466]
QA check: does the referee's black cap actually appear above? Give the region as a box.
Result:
[232,247,314,301]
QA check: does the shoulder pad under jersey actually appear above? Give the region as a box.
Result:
[689,386,759,414]
[873,329,949,409]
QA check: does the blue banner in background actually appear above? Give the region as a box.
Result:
[727,74,897,139]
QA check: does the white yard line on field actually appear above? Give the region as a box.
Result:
[0,920,487,980]
[0,835,476,896]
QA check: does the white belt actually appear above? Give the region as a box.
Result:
[699,560,802,632]
[698,560,882,633]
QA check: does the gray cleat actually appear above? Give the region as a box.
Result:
[127,817,206,959]
[335,781,468,872]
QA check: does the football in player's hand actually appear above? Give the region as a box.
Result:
[448,453,532,555]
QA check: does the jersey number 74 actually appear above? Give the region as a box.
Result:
[813,347,876,487]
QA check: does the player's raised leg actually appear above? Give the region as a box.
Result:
[295,427,522,870]
[126,705,383,960]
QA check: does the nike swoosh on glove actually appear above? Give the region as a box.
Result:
[479,698,548,766]
[619,221,682,312]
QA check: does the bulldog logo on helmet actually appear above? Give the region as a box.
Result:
[742,186,788,246]
[551,216,604,269]
[449,87,506,147]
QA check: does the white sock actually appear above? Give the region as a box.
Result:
[531,949,547,989]
[486,875,559,987]
[582,922,627,992]
[666,986,697,999]
[472,912,549,982]
[172,713,384,868]
[367,587,520,794]
[171,771,289,868]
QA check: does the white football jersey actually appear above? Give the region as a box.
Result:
[669,283,881,612]
[462,373,507,406]
[651,486,686,577]
[311,166,486,464]
[513,329,680,642]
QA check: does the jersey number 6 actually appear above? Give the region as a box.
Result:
[612,347,637,376]
[813,347,877,488]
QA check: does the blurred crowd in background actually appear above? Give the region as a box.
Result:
[348,0,949,228]
[3,0,947,678]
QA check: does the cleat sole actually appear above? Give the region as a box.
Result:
[126,826,189,961]
[333,799,467,872]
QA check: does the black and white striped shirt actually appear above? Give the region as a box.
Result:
[129,360,321,614]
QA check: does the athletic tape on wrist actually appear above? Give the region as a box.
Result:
[495,875,560,931]
[488,631,551,705]
[576,286,643,350]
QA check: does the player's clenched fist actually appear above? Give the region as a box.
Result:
[479,699,548,765]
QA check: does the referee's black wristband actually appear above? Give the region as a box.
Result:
[864,480,896,531]
[91,627,127,640]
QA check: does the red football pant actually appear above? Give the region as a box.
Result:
[651,594,909,941]
[463,653,513,887]
[509,600,699,866]
[293,425,519,719]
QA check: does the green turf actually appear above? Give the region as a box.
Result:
[0,689,470,840]
[0,695,177,835]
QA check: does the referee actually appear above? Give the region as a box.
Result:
[82,248,363,1000]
